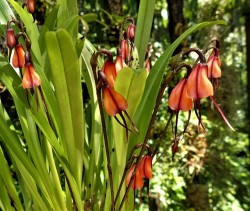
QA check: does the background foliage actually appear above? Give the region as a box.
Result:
[78,0,250,210]
[0,0,249,210]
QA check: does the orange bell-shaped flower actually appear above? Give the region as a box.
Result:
[207,49,221,79]
[126,164,144,189]
[12,44,26,68]
[22,63,41,89]
[187,63,214,100]
[169,78,193,111]
[102,61,117,88]
[103,87,128,116]
[139,155,153,179]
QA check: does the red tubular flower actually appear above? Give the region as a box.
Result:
[26,0,35,14]
[12,44,26,68]
[102,60,117,87]
[115,53,127,73]
[120,39,130,62]
[126,164,144,189]
[169,78,193,111]
[6,28,16,50]
[103,87,128,116]
[187,63,214,100]
[207,48,221,79]
[22,63,41,89]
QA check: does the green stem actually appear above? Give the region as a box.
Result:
[118,71,176,210]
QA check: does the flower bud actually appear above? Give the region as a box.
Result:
[6,28,16,49]
[26,0,35,14]
[207,49,221,79]
[126,24,135,41]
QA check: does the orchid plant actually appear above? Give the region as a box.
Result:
[0,0,233,210]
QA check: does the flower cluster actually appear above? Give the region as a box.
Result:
[91,18,151,138]
[168,42,234,157]
[6,18,41,90]
[126,153,153,190]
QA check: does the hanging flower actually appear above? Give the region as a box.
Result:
[207,48,221,79]
[126,164,144,190]
[22,63,41,89]
[103,87,128,116]
[102,60,117,88]
[138,155,153,179]
[12,44,26,68]
[169,78,193,111]
[186,63,214,100]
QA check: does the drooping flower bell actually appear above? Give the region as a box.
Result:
[126,152,153,190]
[102,60,117,88]
[169,78,193,112]
[186,63,214,100]
[103,87,128,116]
[22,52,41,89]
[207,48,221,79]
[22,63,41,89]
[138,154,153,179]
[126,163,144,190]
[12,44,26,69]
[168,64,193,154]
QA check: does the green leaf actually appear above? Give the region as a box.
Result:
[0,0,15,24]
[81,39,103,199]
[57,0,78,40]
[39,5,60,55]
[45,29,84,194]
[57,15,78,38]
[0,148,23,211]
[134,0,156,68]
[129,20,227,150]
